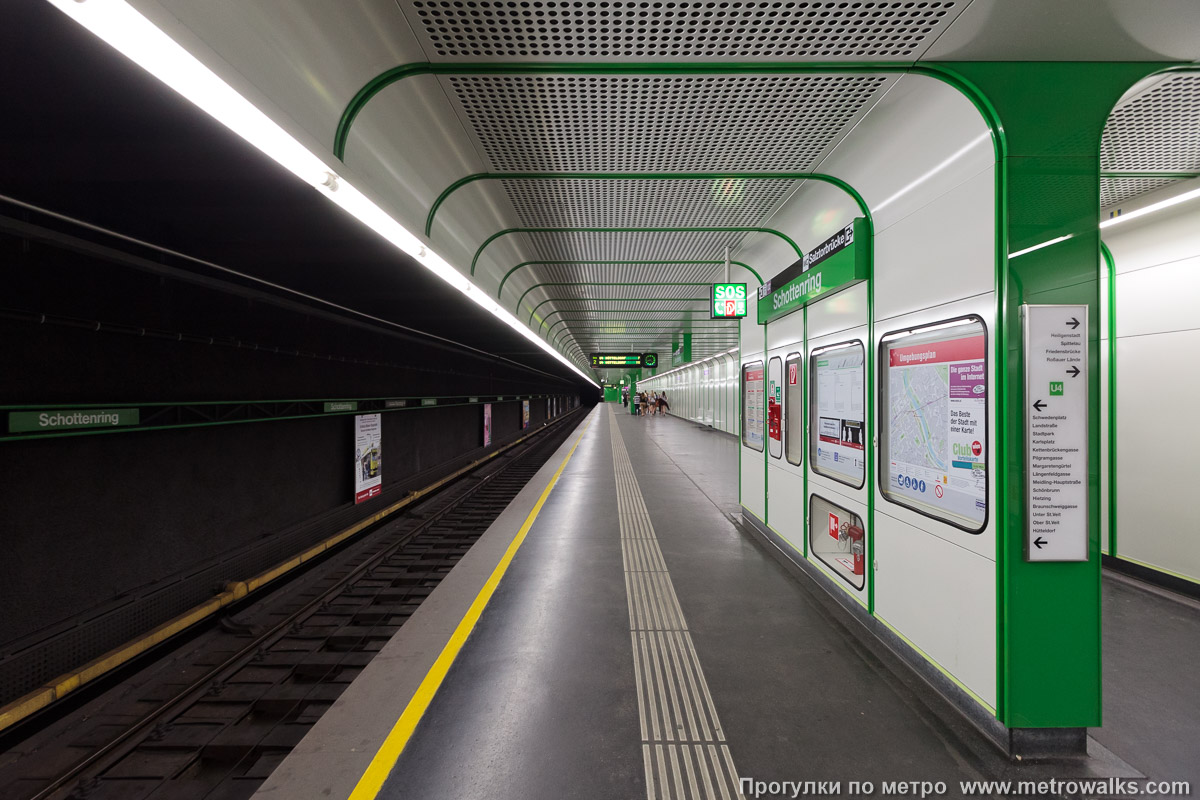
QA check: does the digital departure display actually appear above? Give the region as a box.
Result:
[711,283,748,319]
[590,352,658,368]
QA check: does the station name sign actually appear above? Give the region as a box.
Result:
[756,217,869,325]
[711,283,748,319]
[590,352,658,368]
[8,408,140,433]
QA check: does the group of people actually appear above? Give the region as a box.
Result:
[622,388,670,416]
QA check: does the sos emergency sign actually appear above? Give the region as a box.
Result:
[711,283,748,319]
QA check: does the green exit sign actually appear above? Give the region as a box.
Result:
[711,283,748,319]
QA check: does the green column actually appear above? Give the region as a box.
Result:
[946,62,1170,733]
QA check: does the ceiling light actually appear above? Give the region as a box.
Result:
[44,0,598,386]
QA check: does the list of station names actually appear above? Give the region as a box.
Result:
[1024,304,1089,562]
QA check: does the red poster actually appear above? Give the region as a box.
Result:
[788,363,798,385]
[828,512,840,540]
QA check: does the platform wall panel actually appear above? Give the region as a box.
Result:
[874,513,997,709]
[1104,199,1200,584]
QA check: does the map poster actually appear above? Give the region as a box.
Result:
[743,364,765,449]
[886,331,986,527]
[354,413,382,504]
[483,403,492,446]
[814,346,865,484]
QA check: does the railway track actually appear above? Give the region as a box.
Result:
[0,411,583,800]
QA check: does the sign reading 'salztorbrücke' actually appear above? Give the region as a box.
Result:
[757,218,869,325]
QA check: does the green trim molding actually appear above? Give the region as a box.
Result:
[1101,241,1118,560]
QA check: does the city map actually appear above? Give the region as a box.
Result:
[889,363,950,473]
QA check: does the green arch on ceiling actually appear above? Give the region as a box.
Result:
[471,227,802,277]
[526,296,710,326]
[514,281,712,316]
[331,61,1005,165]
[429,172,855,237]
[496,260,763,300]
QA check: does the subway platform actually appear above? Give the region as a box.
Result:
[253,405,1200,800]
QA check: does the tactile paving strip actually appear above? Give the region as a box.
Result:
[609,406,743,800]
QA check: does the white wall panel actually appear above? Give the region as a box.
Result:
[813,75,993,236]
[1106,195,1200,275]
[874,514,997,709]
[1113,254,1200,338]
[806,283,868,341]
[873,169,996,323]
[1115,329,1200,581]
[1104,203,1200,583]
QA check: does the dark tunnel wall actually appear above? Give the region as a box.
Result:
[0,227,595,701]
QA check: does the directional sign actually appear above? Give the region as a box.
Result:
[1023,304,1088,562]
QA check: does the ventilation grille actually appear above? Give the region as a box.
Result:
[1100,177,1183,209]
[1102,74,1200,172]
[448,75,890,171]
[407,1,959,60]
[522,229,758,262]
[502,178,800,228]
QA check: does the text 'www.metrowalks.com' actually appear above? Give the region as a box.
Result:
[741,777,1192,798]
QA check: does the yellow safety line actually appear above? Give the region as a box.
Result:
[347,415,594,800]
[0,412,582,734]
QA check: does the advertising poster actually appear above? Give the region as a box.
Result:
[743,364,765,449]
[814,346,865,484]
[483,403,492,446]
[354,413,382,504]
[522,400,530,429]
[885,331,986,526]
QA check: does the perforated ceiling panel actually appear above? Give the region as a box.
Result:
[521,230,765,263]
[531,284,709,300]
[447,75,891,171]
[1100,177,1184,209]
[541,298,706,312]
[502,178,801,228]
[404,1,962,61]
[529,262,721,286]
[1102,74,1200,173]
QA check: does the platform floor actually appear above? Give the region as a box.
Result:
[365,406,1020,798]
[259,404,1200,800]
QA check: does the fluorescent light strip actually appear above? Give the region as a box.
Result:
[873,131,992,214]
[1101,186,1200,229]
[1008,234,1073,260]
[45,0,597,386]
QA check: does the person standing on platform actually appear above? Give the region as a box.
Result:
[656,393,670,415]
